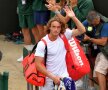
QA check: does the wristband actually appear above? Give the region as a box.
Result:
[54,10,60,14]
[71,15,76,18]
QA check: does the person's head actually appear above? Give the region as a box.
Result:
[46,17,67,36]
[87,10,101,26]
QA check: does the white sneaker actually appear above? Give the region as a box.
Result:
[17,56,23,62]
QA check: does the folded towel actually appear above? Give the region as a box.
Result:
[62,77,76,90]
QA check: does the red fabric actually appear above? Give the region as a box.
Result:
[22,53,46,86]
[60,35,90,81]
[22,39,47,86]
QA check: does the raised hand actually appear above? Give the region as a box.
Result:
[45,3,61,12]
[63,6,75,18]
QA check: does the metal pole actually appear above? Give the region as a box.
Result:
[3,72,9,90]
[0,73,3,90]
[35,86,39,90]
[27,83,33,90]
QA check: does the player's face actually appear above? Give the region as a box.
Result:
[49,21,62,36]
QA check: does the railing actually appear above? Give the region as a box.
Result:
[27,84,39,90]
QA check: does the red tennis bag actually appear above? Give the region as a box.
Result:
[22,53,46,86]
[61,35,90,81]
[22,39,47,86]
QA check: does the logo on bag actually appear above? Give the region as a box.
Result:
[68,38,84,66]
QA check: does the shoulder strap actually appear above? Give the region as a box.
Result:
[41,39,47,66]
[29,44,37,56]
[60,34,69,51]
[29,39,47,66]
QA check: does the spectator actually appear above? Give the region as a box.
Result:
[32,0,50,41]
[46,0,94,29]
[35,6,86,90]
[17,0,37,62]
[83,10,108,90]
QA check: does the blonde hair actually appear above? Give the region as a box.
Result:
[45,17,67,34]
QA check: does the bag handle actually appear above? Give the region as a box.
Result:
[29,39,47,56]
[32,39,47,66]
[29,44,37,56]
[41,39,47,66]
[60,34,70,51]
[23,39,47,72]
